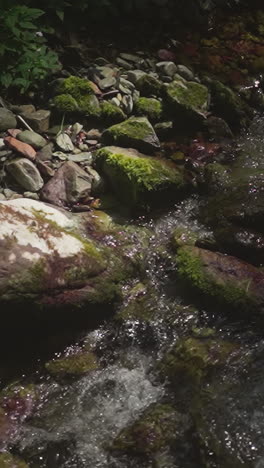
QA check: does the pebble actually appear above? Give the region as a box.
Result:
[56,133,74,152]
[177,64,194,81]
[98,76,117,90]
[156,61,177,77]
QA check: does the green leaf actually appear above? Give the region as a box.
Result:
[56,9,64,21]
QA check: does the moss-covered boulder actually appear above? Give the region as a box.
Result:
[134,97,163,122]
[115,282,158,323]
[102,117,160,154]
[110,403,191,456]
[45,351,98,378]
[165,79,209,125]
[0,453,29,468]
[176,246,264,316]
[171,226,198,251]
[100,101,126,125]
[95,146,187,208]
[210,80,251,129]
[0,198,132,315]
[50,75,100,118]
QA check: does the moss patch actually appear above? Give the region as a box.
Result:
[0,453,29,468]
[57,76,94,100]
[100,101,126,125]
[52,94,79,113]
[45,351,98,378]
[136,74,163,96]
[134,97,163,122]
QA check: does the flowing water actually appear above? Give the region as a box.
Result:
[3,117,264,467]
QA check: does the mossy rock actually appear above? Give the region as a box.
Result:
[78,94,100,117]
[45,351,98,378]
[100,101,126,125]
[102,117,160,154]
[0,453,29,468]
[176,246,264,315]
[52,94,79,113]
[135,74,163,97]
[95,146,186,208]
[210,80,251,129]
[56,76,94,100]
[160,336,237,390]
[134,97,163,123]
[165,79,209,126]
[110,403,191,456]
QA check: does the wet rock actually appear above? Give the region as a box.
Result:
[67,152,93,164]
[126,70,146,85]
[17,130,47,150]
[171,226,198,250]
[36,160,55,179]
[102,117,160,154]
[121,95,133,114]
[98,76,116,90]
[11,104,35,115]
[95,146,186,207]
[0,108,17,131]
[85,166,105,195]
[203,163,231,193]
[41,161,92,207]
[176,246,264,316]
[210,80,250,129]
[21,109,50,133]
[165,79,209,125]
[45,351,98,378]
[4,137,36,161]
[117,77,135,95]
[6,158,44,192]
[204,116,234,140]
[110,402,191,457]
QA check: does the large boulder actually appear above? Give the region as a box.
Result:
[95,146,187,208]
[41,161,92,207]
[0,199,129,314]
[176,246,264,316]
[102,117,160,154]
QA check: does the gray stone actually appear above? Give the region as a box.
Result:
[36,143,53,161]
[67,152,93,164]
[6,158,44,192]
[0,108,17,131]
[22,109,50,132]
[17,130,47,150]
[156,61,177,77]
[126,70,147,85]
[11,104,35,115]
[56,133,75,152]
[176,65,195,81]
[37,160,55,178]
[98,76,117,90]
[41,161,92,207]
[116,58,131,70]
[118,77,135,95]
[122,95,133,114]
[119,53,144,65]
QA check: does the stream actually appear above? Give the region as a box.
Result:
[2,116,264,467]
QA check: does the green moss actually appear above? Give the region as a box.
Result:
[57,76,94,100]
[116,283,157,322]
[111,403,183,455]
[96,147,184,206]
[52,94,79,113]
[177,246,255,311]
[0,382,38,402]
[0,453,29,468]
[210,80,249,128]
[105,117,153,141]
[45,351,98,377]
[100,101,126,125]
[136,74,163,96]
[167,80,209,112]
[134,97,163,122]
[78,94,100,117]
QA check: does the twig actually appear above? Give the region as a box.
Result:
[17,114,34,132]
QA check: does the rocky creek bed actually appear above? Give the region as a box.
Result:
[1,5,264,467]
